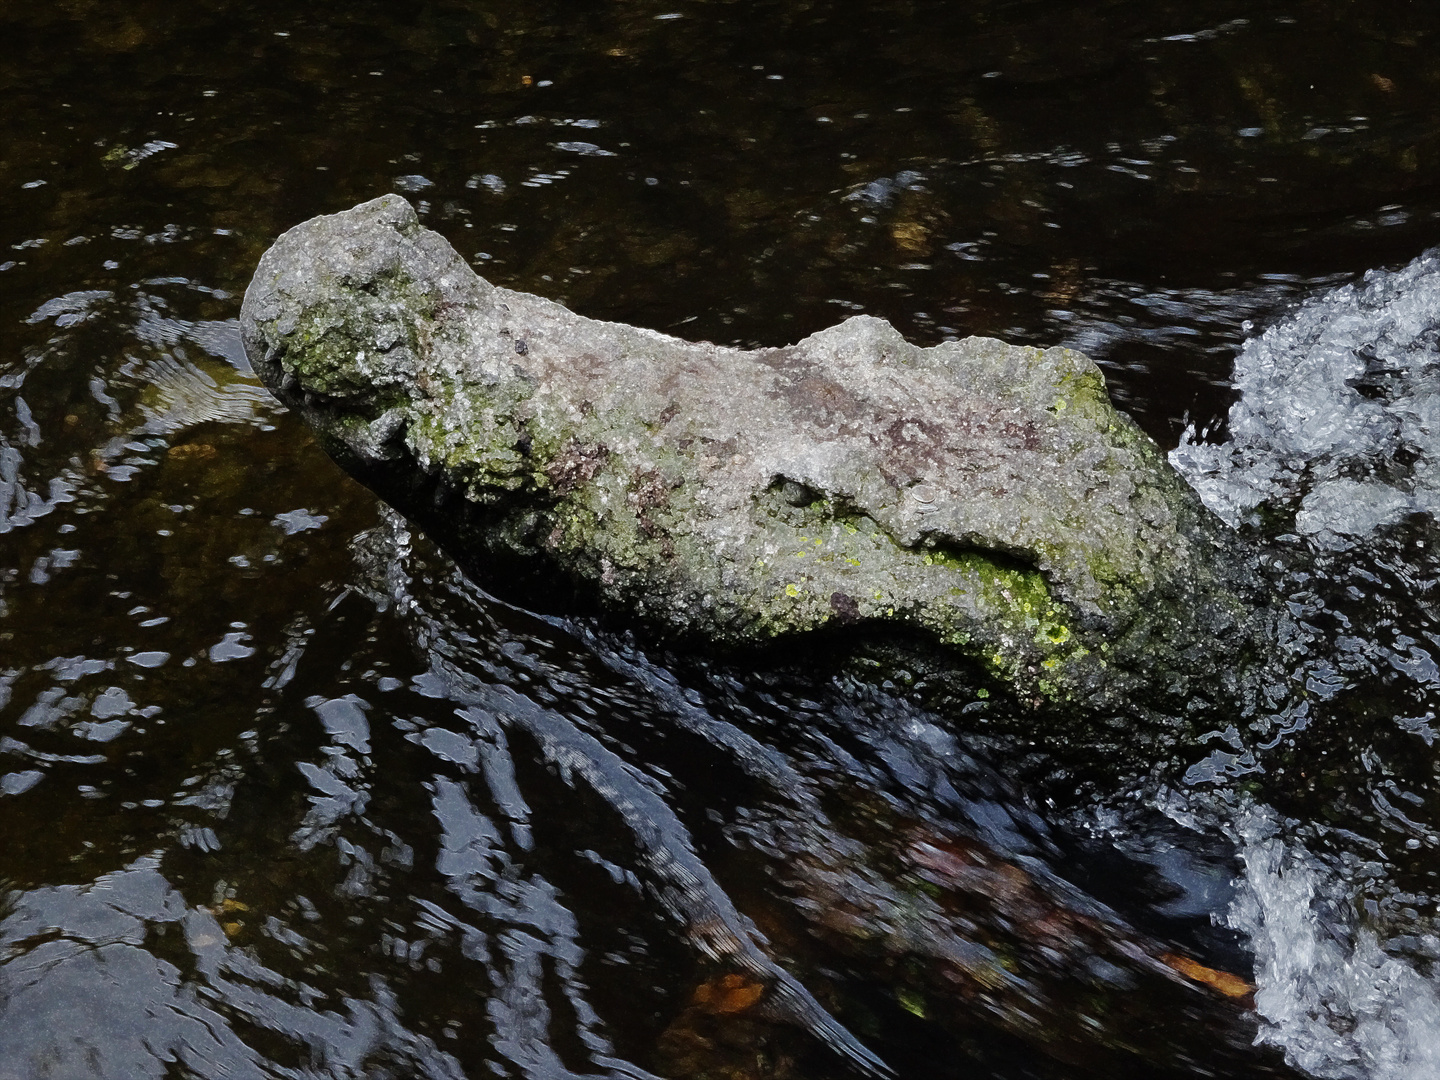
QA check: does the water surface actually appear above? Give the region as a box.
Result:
[5,3,1440,1078]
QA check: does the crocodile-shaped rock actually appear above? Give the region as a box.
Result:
[241,194,1275,716]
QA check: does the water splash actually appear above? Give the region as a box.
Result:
[1232,809,1440,1080]
[1172,250,1440,536]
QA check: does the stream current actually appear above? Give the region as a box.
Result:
[6,2,1440,1078]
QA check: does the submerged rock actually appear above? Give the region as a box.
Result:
[727,806,1284,1079]
[241,195,1270,715]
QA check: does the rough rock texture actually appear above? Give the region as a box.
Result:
[241,195,1270,712]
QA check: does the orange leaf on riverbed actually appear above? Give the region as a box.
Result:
[690,973,767,1014]
[1159,953,1253,998]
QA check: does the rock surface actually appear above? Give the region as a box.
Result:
[241,195,1268,713]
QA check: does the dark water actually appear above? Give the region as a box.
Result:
[5,3,1440,1078]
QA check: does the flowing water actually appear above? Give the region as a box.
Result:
[5,2,1440,1078]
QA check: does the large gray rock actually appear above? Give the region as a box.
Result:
[241,195,1270,714]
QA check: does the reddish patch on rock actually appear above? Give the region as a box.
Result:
[546,439,609,493]
[830,591,860,623]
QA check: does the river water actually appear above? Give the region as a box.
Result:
[4,3,1440,1078]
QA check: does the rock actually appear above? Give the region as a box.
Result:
[241,195,1271,715]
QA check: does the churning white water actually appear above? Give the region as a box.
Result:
[1172,250,1440,536]
[1231,810,1440,1080]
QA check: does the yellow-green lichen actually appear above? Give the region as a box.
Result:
[896,989,927,1019]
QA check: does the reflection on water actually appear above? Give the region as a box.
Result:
[5,1,1440,1077]
[0,488,1282,1078]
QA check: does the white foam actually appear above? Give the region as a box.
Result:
[1231,810,1440,1079]
[1294,478,1412,537]
[1172,251,1440,534]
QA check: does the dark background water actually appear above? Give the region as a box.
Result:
[4,2,1440,1078]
